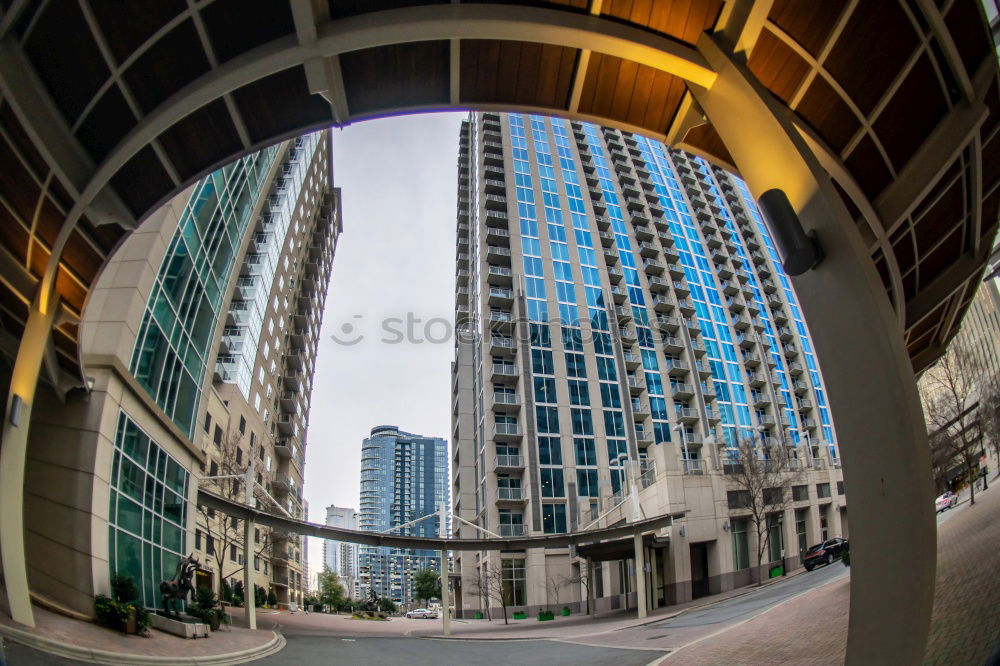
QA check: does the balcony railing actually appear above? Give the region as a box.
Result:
[499,524,526,537]
[493,454,525,470]
[496,487,524,501]
[683,459,704,475]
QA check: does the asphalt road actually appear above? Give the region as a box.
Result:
[260,635,664,666]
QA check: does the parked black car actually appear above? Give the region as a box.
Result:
[803,537,848,571]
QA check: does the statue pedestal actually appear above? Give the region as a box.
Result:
[150,612,209,638]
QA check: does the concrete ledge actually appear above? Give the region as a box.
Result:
[0,623,286,665]
[149,613,209,639]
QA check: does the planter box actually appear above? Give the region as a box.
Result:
[537,611,554,621]
[512,612,527,620]
[474,612,484,619]
[769,565,783,578]
[560,608,570,616]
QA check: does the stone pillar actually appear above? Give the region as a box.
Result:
[633,533,646,619]
[0,297,60,627]
[689,33,936,663]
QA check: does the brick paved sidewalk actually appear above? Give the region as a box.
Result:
[924,484,1000,665]
[0,592,279,663]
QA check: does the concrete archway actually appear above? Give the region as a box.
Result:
[0,2,997,662]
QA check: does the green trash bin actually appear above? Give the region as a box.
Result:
[769,565,783,578]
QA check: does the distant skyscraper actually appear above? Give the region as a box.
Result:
[357,425,449,604]
[451,112,844,616]
[323,505,359,596]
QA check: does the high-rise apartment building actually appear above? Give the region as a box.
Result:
[195,131,339,608]
[57,129,342,614]
[358,426,449,604]
[451,112,845,616]
[323,505,360,597]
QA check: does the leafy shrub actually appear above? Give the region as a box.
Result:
[95,574,150,635]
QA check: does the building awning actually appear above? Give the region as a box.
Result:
[577,533,670,562]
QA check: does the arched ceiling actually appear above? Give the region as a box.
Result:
[0,0,996,387]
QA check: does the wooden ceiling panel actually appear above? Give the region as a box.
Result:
[844,133,893,202]
[944,0,991,82]
[918,226,965,291]
[341,41,450,115]
[88,0,186,65]
[578,53,685,134]
[824,1,919,117]
[872,54,949,174]
[231,67,334,145]
[795,74,860,156]
[748,28,811,105]
[682,123,735,169]
[913,175,965,260]
[601,0,723,45]
[122,20,211,116]
[768,0,848,58]
[159,100,244,183]
[200,0,296,65]
[460,40,577,110]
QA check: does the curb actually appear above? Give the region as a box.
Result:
[0,624,286,665]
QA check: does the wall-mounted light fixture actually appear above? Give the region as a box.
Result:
[10,393,23,427]
[679,525,686,538]
[722,520,730,533]
[757,189,824,276]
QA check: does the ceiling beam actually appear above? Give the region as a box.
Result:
[292,0,350,125]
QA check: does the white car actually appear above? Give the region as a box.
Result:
[935,492,958,512]
[406,608,439,619]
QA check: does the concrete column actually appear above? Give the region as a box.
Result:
[243,518,257,630]
[650,549,660,610]
[586,557,595,616]
[633,533,647,619]
[0,297,59,627]
[690,33,936,664]
[439,505,450,636]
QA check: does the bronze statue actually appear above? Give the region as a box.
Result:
[363,586,379,612]
[160,554,199,616]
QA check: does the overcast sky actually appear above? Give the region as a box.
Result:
[303,112,466,575]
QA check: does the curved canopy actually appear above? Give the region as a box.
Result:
[198,489,683,551]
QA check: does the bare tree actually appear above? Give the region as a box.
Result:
[567,566,593,615]
[723,437,801,584]
[922,344,983,505]
[545,575,567,612]
[471,562,512,624]
[197,430,275,598]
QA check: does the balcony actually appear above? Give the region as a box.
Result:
[486,226,509,243]
[627,376,645,394]
[732,315,751,330]
[677,298,696,316]
[662,336,684,354]
[631,399,649,418]
[493,423,524,442]
[492,392,520,411]
[783,343,799,359]
[604,247,620,265]
[490,363,518,382]
[683,459,705,475]
[499,524,526,537]
[656,315,681,332]
[487,265,513,285]
[788,362,804,375]
[484,178,506,195]
[665,359,690,376]
[607,267,624,283]
[599,230,615,247]
[611,286,628,303]
[736,332,756,349]
[792,380,808,395]
[761,279,778,293]
[642,259,665,275]
[778,326,794,341]
[488,287,513,306]
[675,407,699,423]
[489,310,514,332]
[747,371,766,387]
[489,336,516,356]
[647,276,670,292]
[492,454,525,472]
[705,408,722,424]
[279,390,299,413]
[633,224,654,240]
[671,383,695,399]
[801,418,818,431]
[487,245,512,264]
[666,263,685,279]
[652,295,673,312]
[673,281,690,297]
[721,280,739,296]
[636,428,653,444]
[638,241,659,257]
[496,487,526,504]
[619,326,637,343]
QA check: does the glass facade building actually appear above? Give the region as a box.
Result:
[452,112,843,614]
[130,149,278,437]
[358,426,449,604]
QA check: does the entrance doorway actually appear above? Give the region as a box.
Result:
[690,543,710,599]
